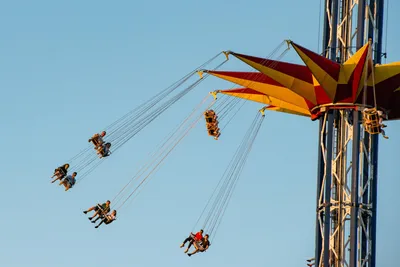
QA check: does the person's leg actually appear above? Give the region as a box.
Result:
[184,240,194,253]
[64,182,71,191]
[83,206,95,214]
[51,170,58,178]
[51,176,61,183]
[180,236,192,248]
[89,211,100,220]
[381,129,389,139]
[188,248,199,257]
[92,215,102,223]
[95,220,105,228]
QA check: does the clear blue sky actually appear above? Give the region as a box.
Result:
[1,1,399,266]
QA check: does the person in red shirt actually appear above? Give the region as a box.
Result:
[187,234,211,257]
[180,229,203,253]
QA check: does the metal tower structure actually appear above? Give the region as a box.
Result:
[316,1,384,267]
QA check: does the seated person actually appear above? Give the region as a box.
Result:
[208,127,220,137]
[363,108,388,139]
[97,142,111,158]
[188,234,211,257]
[207,121,219,129]
[93,210,117,228]
[59,172,77,191]
[204,110,215,116]
[51,163,70,183]
[377,110,387,128]
[83,200,111,221]
[378,127,389,139]
[204,110,217,123]
[180,230,203,253]
[88,131,106,148]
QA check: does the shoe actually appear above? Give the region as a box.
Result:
[83,211,87,214]
[184,248,189,253]
[95,226,99,228]
[91,221,95,223]
[88,217,92,220]
[188,254,192,257]
[180,243,184,248]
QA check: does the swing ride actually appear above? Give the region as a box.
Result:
[49,0,398,266]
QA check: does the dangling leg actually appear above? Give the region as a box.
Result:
[95,219,105,228]
[92,215,104,223]
[187,248,199,257]
[83,206,95,214]
[184,240,194,253]
[89,210,100,221]
[64,182,71,191]
[180,236,192,248]
[381,129,389,139]
[51,175,62,183]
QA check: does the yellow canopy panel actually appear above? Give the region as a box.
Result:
[218,88,311,117]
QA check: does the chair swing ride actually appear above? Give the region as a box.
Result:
[50,38,400,256]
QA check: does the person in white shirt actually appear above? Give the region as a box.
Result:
[94,210,117,228]
[60,172,77,191]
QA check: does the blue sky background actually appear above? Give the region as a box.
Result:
[1,1,399,266]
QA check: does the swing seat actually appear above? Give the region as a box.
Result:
[205,116,216,123]
[362,108,381,135]
[89,134,104,148]
[207,122,218,129]
[193,241,205,251]
[208,128,220,137]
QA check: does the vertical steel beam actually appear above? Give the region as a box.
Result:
[323,0,332,55]
[361,130,370,265]
[324,112,334,267]
[370,135,379,267]
[315,118,325,266]
[350,111,360,267]
[357,0,366,47]
[330,0,339,60]
[349,2,367,266]
[375,0,384,63]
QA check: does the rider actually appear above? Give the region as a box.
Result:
[89,131,106,148]
[83,200,111,221]
[180,229,203,253]
[187,234,211,257]
[364,108,389,139]
[377,110,389,139]
[93,210,117,228]
[51,163,69,183]
[59,172,77,191]
[97,142,111,158]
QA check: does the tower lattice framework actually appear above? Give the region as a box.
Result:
[315,1,384,267]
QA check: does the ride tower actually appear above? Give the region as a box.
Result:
[316,1,384,267]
